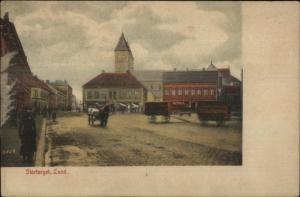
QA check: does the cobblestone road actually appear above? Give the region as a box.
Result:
[46,113,242,166]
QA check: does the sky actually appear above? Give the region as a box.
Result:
[1,1,242,101]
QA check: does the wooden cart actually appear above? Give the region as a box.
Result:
[196,101,231,126]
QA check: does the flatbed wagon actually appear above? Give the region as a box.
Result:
[144,102,193,123]
[196,101,230,126]
[144,102,171,123]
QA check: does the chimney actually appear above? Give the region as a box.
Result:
[102,70,105,73]
[173,68,177,71]
[202,68,205,71]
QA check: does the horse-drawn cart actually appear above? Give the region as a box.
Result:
[196,101,230,126]
[87,106,109,127]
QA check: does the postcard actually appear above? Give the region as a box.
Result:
[1,1,298,197]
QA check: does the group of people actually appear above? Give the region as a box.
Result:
[41,107,57,122]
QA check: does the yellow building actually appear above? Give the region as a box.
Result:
[131,70,164,102]
[82,72,146,111]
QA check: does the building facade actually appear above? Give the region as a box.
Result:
[1,13,33,124]
[131,70,164,102]
[46,82,67,110]
[82,72,146,111]
[50,80,73,110]
[114,33,134,73]
[163,71,220,109]
[218,68,242,111]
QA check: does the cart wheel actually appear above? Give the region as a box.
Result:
[216,116,224,126]
[164,116,170,123]
[149,115,156,123]
[200,119,208,125]
[216,120,224,126]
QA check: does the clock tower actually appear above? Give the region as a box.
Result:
[114,33,134,73]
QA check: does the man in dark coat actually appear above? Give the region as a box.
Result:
[101,105,110,127]
[19,107,37,165]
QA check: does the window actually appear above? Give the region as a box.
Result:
[134,90,139,99]
[109,91,112,99]
[178,89,182,95]
[191,89,195,95]
[165,90,169,95]
[94,91,99,99]
[100,93,107,99]
[171,90,176,96]
[185,89,189,95]
[33,90,38,98]
[159,85,162,90]
[113,91,117,99]
[210,89,215,95]
[204,89,208,96]
[197,89,201,95]
[128,90,133,99]
[87,91,92,99]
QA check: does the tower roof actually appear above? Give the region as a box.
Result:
[207,60,217,70]
[115,32,131,52]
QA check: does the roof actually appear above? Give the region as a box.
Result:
[163,71,218,84]
[218,68,230,77]
[218,68,241,82]
[131,70,164,82]
[115,33,131,52]
[0,13,31,73]
[17,74,54,93]
[83,72,144,88]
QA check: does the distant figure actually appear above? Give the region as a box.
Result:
[19,107,37,165]
[47,107,52,119]
[100,105,110,127]
[52,109,57,122]
[42,107,47,118]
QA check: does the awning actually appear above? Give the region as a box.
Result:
[119,103,127,107]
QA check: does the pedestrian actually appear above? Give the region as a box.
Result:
[52,108,57,122]
[102,104,110,127]
[42,107,47,118]
[47,107,52,119]
[19,107,37,165]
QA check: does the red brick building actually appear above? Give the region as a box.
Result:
[163,71,220,109]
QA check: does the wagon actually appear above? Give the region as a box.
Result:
[196,101,230,126]
[144,102,171,123]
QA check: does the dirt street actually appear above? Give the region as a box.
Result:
[45,113,242,166]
